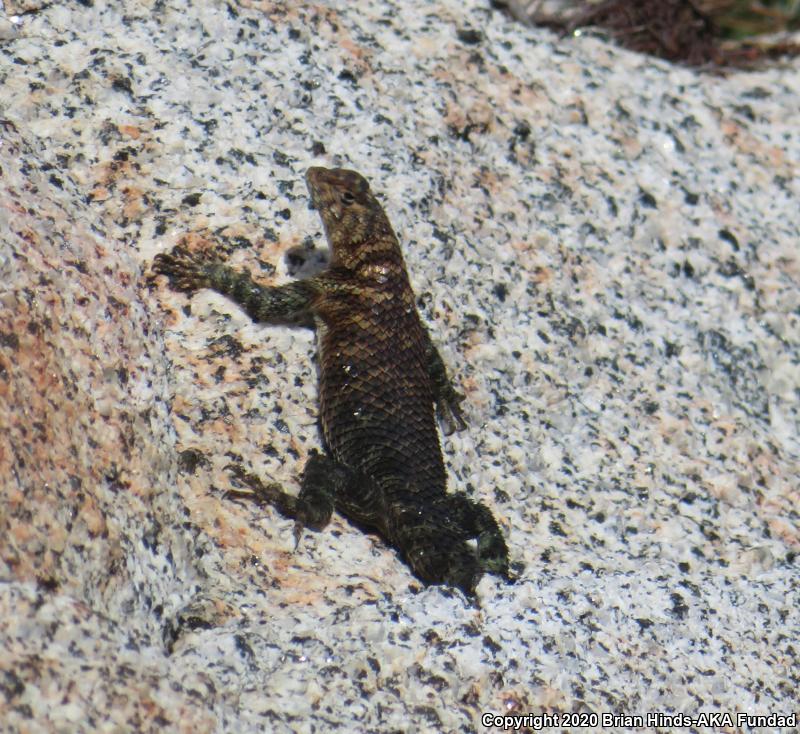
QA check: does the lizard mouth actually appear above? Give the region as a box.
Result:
[306,183,321,211]
[306,166,328,210]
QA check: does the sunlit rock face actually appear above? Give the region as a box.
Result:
[1,1,798,731]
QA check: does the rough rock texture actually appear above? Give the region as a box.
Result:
[0,1,798,732]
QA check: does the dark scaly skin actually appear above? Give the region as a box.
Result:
[152,167,510,595]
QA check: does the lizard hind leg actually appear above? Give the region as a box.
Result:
[225,449,342,539]
[399,523,482,595]
[388,498,481,594]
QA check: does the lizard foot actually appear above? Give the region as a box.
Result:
[504,560,525,584]
[225,462,316,551]
[224,463,286,507]
[152,245,219,293]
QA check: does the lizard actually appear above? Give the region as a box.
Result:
[151,166,510,595]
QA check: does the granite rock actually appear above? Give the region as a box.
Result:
[1,1,798,732]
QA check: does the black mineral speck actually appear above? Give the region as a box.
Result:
[235,634,255,660]
[513,121,531,139]
[182,193,202,207]
[111,76,134,95]
[669,592,689,619]
[457,28,483,45]
[718,229,739,251]
[0,669,26,698]
[0,332,20,350]
[639,189,657,208]
[664,340,680,358]
[178,449,205,474]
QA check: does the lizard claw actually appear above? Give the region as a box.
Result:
[291,521,305,551]
[152,245,217,294]
[224,463,274,505]
[224,462,255,493]
[504,561,524,584]
[437,388,467,435]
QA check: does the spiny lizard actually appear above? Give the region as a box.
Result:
[152,166,510,595]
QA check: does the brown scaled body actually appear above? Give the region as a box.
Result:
[152,167,510,595]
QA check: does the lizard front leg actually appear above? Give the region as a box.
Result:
[152,245,317,322]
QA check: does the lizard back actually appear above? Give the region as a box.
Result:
[307,167,447,495]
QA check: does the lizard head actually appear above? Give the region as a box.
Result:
[306,167,393,265]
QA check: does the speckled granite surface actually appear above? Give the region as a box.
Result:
[1,1,798,732]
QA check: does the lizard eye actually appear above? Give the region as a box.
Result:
[341,191,356,205]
